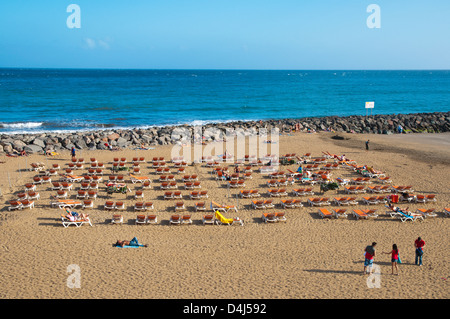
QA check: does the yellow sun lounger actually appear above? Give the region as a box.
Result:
[214,210,243,226]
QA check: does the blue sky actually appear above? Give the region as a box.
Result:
[0,0,449,69]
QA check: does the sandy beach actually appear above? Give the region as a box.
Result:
[0,131,448,299]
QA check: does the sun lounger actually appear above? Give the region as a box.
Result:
[170,214,181,225]
[267,180,278,188]
[355,186,367,193]
[352,209,368,220]
[362,196,380,205]
[392,185,414,193]
[211,201,238,213]
[8,201,23,211]
[24,183,36,192]
[174,201,186,211]
[262,200,274,209]
[307,197,321,206]
[135,214,147,225]
[189,191,200,200]
[111,214,123,225]
[443,208,450,217]
[268,189,280,197]
[369,167,385,177]
[214,210,243,226]
[335,178,349,186]
[333,209,348,219]
[368,186,383,193]
[389,209,424,222]
[308,197,330,206]
[184,182,194,190]
[287,169,301,178]
[281,199,303,209]
[344,186,358,194]
[318,208,334,219]
[259,166,276,174]
[333,197,349,206]
[76,190,88,199]
[51,182,62,190]
[292,188,314,196]
[56,190,69,199]
[261,212,277,223]
[368,186,385,193]
[249,190,260,198]
[252,200,266,209]
[134,202,146,211]
[334,197,358,206]
[51,199,83,209]
[146,214,157,224]
[115,202,125,210]
[362,209,379,219]
[130,174,151,184]
[134,190,144,200]
[239,190,252,198]
[142,202,153,210]
[104,201,115,210]
[378,176,392,184]
[140,180,151,189]
[164,191,174,200]
[415,208,437,218]
[202,214,215,225]
[160,182,169,190]
[195,202,206,211]
[82,200,94,209]
[30,162,45,172]
[275,212,287,222]
[61,174,83,183]
[181,214,192,225]
[61,214,92,228]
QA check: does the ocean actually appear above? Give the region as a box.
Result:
[0,69,449,134]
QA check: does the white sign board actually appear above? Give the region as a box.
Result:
[365,101,375,109]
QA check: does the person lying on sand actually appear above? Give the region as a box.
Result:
[45,150,60,156]
[7,149,28,157]
[104,142,121,151]
[113,237,148,248]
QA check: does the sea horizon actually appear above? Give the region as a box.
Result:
[1,68,449,135]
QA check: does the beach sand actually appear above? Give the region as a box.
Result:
[0,131,448,299]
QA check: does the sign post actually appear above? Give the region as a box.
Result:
[365,101,374,117]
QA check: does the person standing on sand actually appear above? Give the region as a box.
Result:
[364,242,377,274]
[415,237,425,266]
[365,140,370,151]
[383,244,400,275]
[71,146,76,159]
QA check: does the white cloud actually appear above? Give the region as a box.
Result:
[84,38,111,50]
[98,40,110,50]
[85,38,96,49]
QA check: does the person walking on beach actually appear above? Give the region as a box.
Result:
[364,242,377,274]
[383,244,400,275]
[365,140,370,151]
[71,146,76,159]
[414,237,425,266]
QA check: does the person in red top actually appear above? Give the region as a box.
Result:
[383,244,400,275]
[364,242,377,274]
[415,237,425,266]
